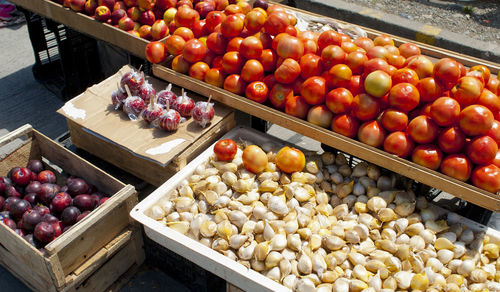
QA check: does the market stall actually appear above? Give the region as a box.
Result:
[1,0,500,291]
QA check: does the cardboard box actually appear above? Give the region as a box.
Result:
[58,65,235,186]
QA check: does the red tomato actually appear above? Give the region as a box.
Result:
[451,76,484,107]
[407,115,439,144]
[363,58,390,77]
[227,37,243,52]
[263,11,289,36]
[366,46,389,60]
[189,61,210,80]
[467,135,498,165]
[244,9,266,32]
[274,58,301,84]
[285,95,310,119]
[317,30,342,53]
[269,83,293,109]
[353,36,374,52]
[416,77,444,103]
[438,127,466,154]
[493,150,500,167]
[327,64,352,88]
[374,34,394,46]
[259,49,278,72]
[299,53,323,80]
[345,51,368,75]
[325,88,353,114]
[223,74,246,95]
[276,35,304,60]
[391,68,419,86]
[398,42,421,58]
[459,105,494,136]
[352,93,380,121]
[300,76,326,106]
[477,89,500,115]
[275,147,305,173]
[331,114,359,138]
[240,36,263,59]
[206,32,228,55]
[347,75,364,96]
[471,164,500,193]
[175,6,199,28]
[307,105,333,128]
[358,121,386,148]
[145,41,167,64]
[486,120,500,144]
[469,65,491,84]
[404,55,433,79]
[165,35,186,56]
[206,11,226,32]
[412,144,443,171]
[440,154,473,181]
[205,68,226,88]
[321,45,346,70]
[221,51,244,74]
[192,19,208,38]
[429,97,461,127]
[182,39,207,63]
[241,59,264,83]
[387,83,420,112]
[383,131,414,158]
[245,81,268,103]
[220,14,244,37]
[380,109,408,132]
[213,139,238,161]
[433,58,461,87]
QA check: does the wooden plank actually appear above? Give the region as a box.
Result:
[0,224,54,291]
[44,185,137,275]
[66,111,235,187]
[32,130,124,195]
[280,3,500,73]
[8,0,157,59]
[0,124,32,147]
[153,64,500,212]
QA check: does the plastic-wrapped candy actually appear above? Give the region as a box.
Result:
[173,88,195,118]
[158,109,182,131]
[111,87,127,110]
[142,95,164,124]
[157,84,177,109]
[123,95,146,121]
[120,69,145,95]
[192,96,214,128]
[137,80,156,104]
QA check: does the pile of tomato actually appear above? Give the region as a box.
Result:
[144,0,500,194]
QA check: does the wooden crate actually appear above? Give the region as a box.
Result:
[8,0,163,59]
[59,66,236,187]
[0,124,143,292]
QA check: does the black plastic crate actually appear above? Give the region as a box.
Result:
[20,8,104,100]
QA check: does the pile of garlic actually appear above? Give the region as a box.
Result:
[148,142,500,292]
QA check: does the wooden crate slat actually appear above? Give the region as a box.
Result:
[153,64,500,212]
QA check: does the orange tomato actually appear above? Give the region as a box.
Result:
[275,146,305,173]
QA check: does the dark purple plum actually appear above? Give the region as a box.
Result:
[25,181,42,194]
[2,218,16,230]
[34,222,55,243]
[27,160,44,174]
[52,221,63,238]
[0,177,7,195]
[22,209,42,231]
[9,199,31,219]
[7,167,20,180]
[87,184,97,194]
[76,211,90,222]
[24,193,37,205]
[33,205,50,217]
[41,214,59,224]
[3,197,20,211]
[73,194,95,211]
[61,206,81,226]
[17,218,24,229]
[14,229,26,237]
[37,170,56,184]
[60,186,68,193]
[10,167,32,186]
[253,0,268,10]
[23,233,39,248]
[51,192,72,213]
[5,185,22,198]
[0,196,4,210]
[66,178,88,197]
[37,183,60,205]
[63,225,71,233]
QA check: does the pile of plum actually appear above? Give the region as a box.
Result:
[0,160,110,249]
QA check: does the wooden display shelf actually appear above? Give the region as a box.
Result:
[0,124,143,292]
[152,64,500,212]
[9,0,160,59]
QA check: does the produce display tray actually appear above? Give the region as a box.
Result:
[130,125,500,292]
[8,0,162,59]
[57,65,235,186]
[0,124,144,292]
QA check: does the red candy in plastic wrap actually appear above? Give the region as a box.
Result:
[173,89,195,118]
[111,87,127,110]
[157,84,177,109]
[123,96,146,121]
[120,69,144,95]
[138,80,156,104]
[192,96,214,128]
[158,109,181,131]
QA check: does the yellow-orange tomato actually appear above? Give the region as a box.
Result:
[275,146,305,173]
[242,145,268,173]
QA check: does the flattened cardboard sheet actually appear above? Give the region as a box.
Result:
[57,65,232,167]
